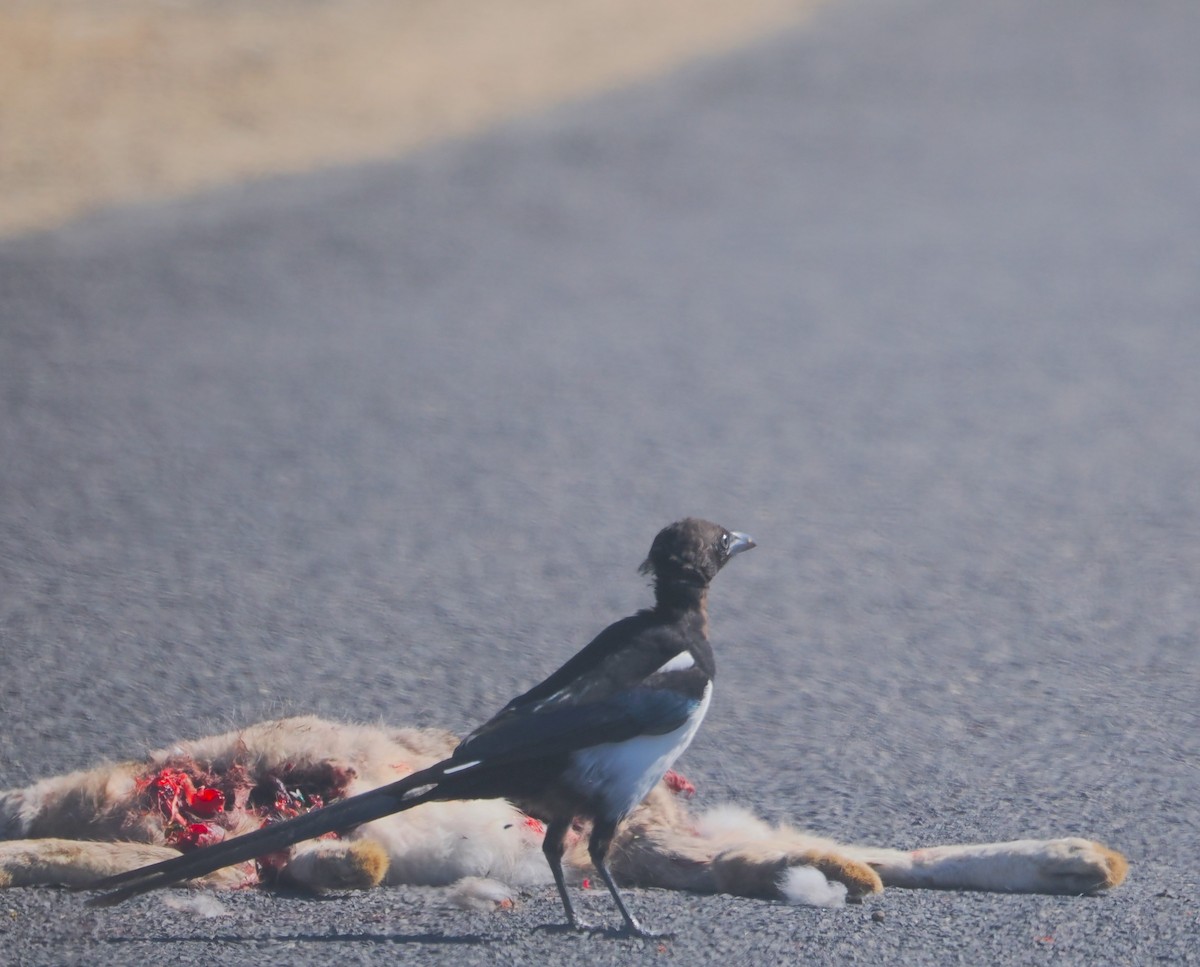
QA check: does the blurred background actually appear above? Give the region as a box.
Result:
[0,0,817,236]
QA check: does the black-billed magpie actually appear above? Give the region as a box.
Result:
[88,518,755,937]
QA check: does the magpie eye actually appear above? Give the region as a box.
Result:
[720,532,730,551]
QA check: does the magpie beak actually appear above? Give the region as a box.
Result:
[727,531,756,557]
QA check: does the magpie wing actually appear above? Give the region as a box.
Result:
[455,685,698,765]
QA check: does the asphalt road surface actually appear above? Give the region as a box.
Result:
[2,0,1198,963]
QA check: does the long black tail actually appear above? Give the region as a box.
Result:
[86,760,453,906]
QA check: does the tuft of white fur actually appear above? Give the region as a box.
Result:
[161,894,232,918]
[694,804,775,841]
[365,799,552,888]
[778,866,848,907]
[448,876,518,912]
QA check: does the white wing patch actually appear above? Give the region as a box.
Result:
[654,651,696,675]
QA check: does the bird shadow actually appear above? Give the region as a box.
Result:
[533,922,672,942]
[101,930,491,946]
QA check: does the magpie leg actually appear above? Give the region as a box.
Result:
[542,817,590,931]
[588,820,671,940]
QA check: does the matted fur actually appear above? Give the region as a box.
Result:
[0,716,1127,906]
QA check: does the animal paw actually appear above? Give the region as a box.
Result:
[1037,838,1128,894]
[799,850,884,898]
[279,839,389,892]
[711,844,883,904]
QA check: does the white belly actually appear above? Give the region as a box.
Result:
[565,682,712,819]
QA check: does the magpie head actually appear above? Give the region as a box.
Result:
[639,518,755,593]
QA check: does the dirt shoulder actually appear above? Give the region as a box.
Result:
[0,0,819,237]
